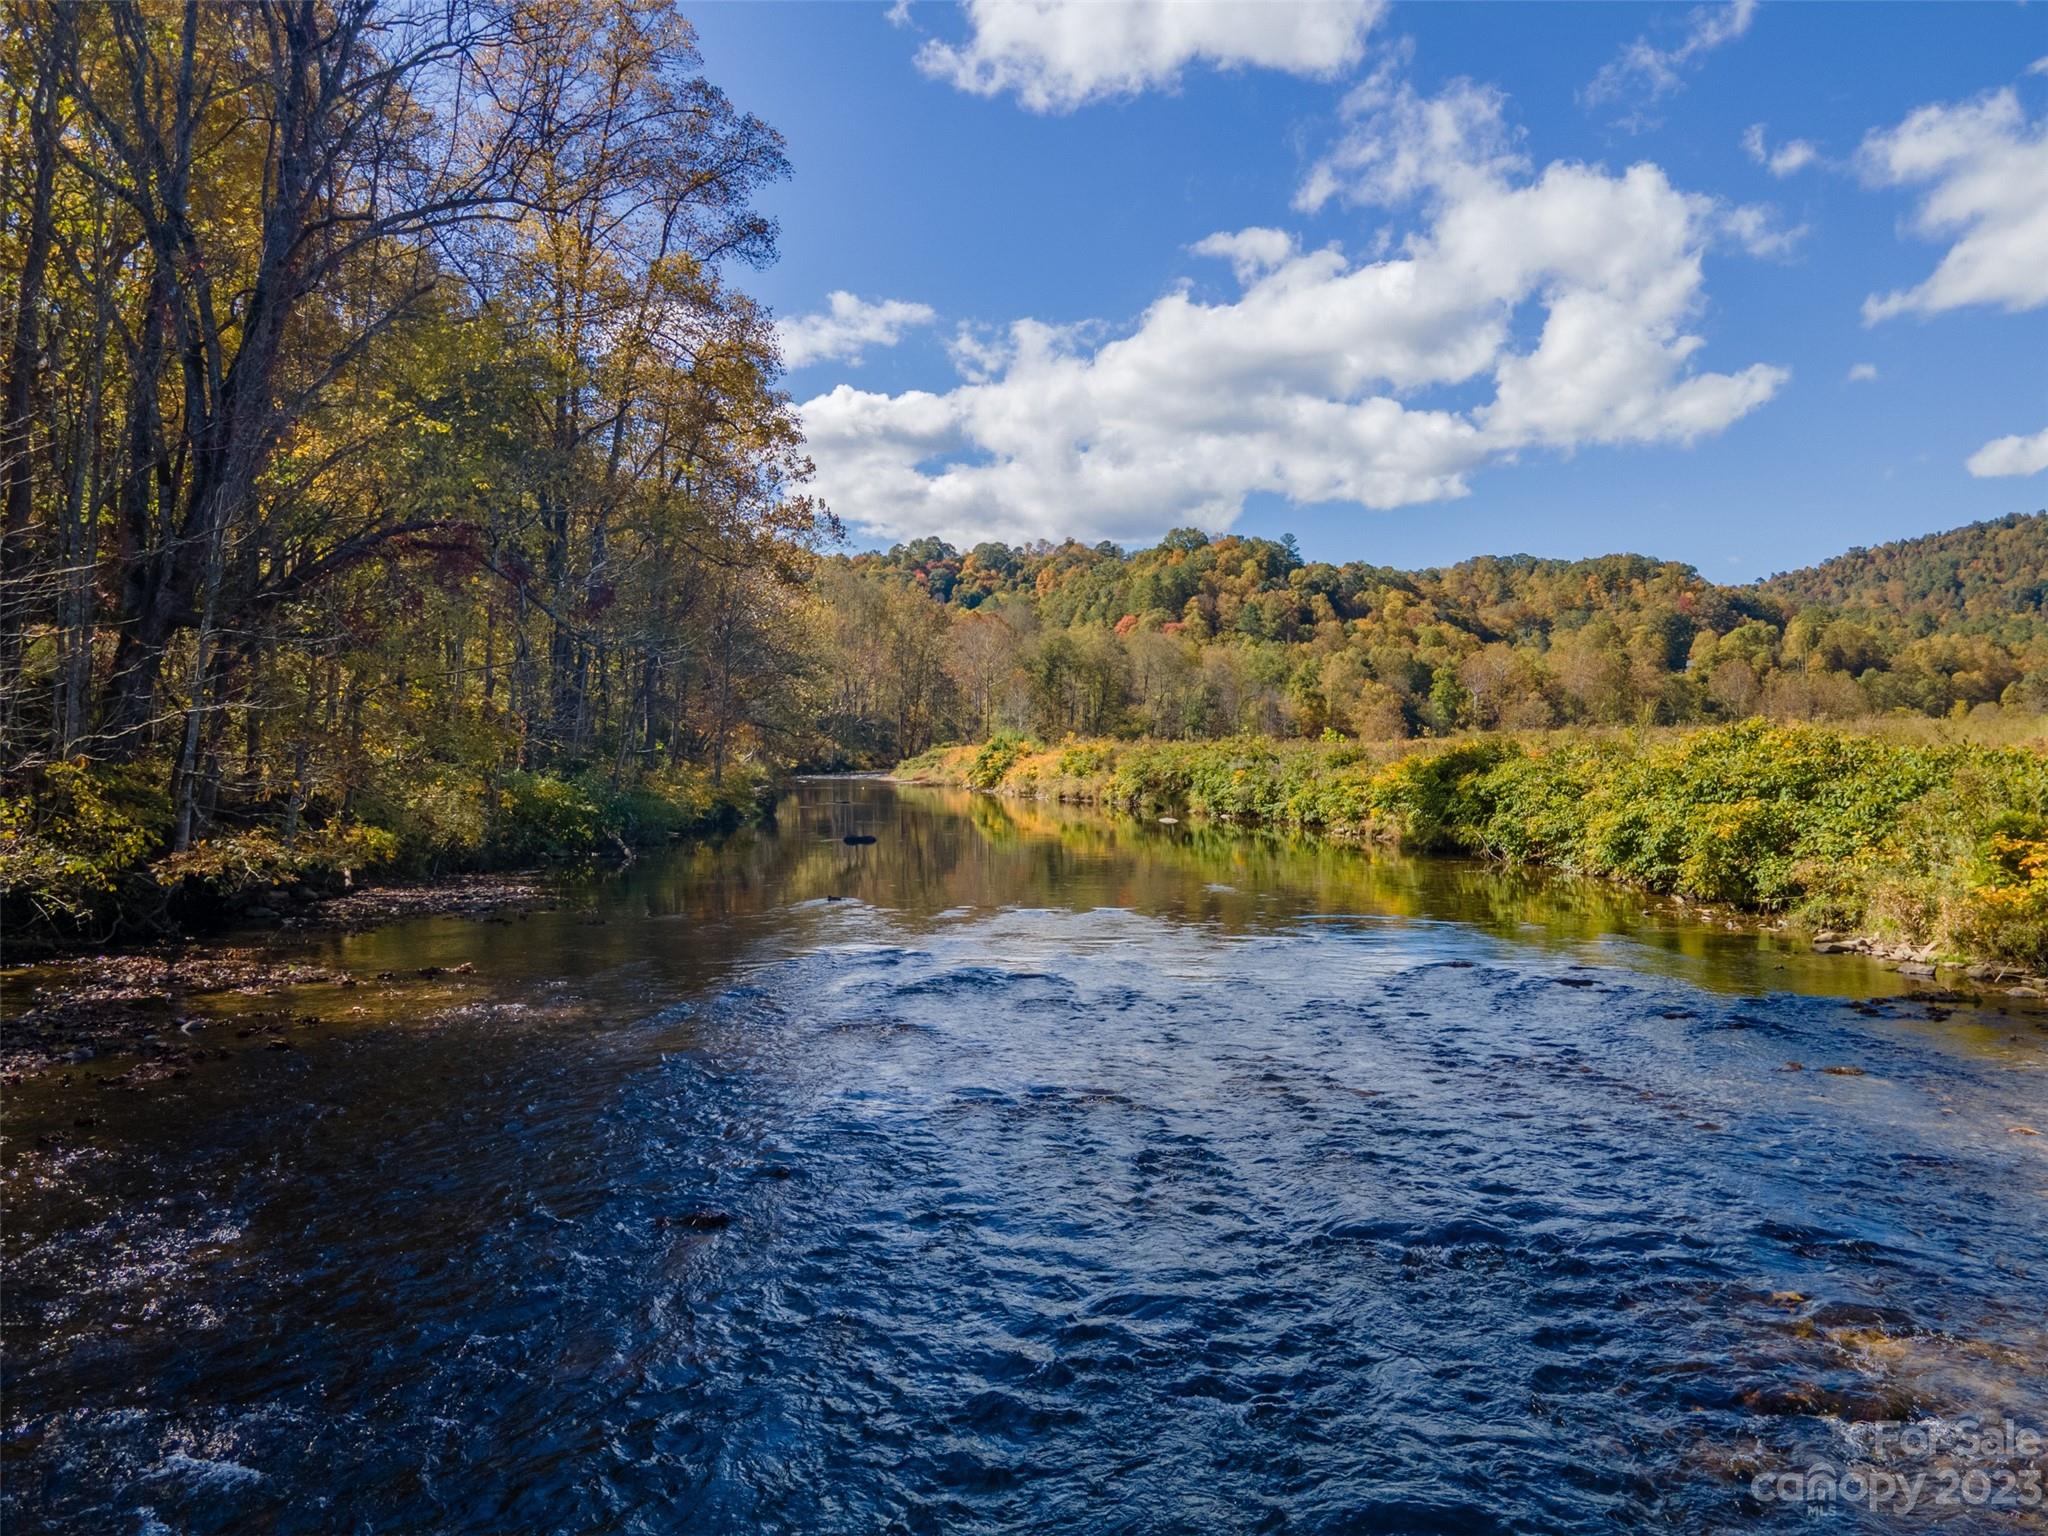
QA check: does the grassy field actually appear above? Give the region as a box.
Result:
[896,718,2048,975]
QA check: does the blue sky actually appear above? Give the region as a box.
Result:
[691,1,2047,578]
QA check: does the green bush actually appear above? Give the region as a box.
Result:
[492,771,609,861]
[968,733,1032,790]
[154,822,401,900]
[899,720,2048,967]
[488,762,767,863]
[1056,743,1116,779]
[1,745,779,949]
[0,762,171,923]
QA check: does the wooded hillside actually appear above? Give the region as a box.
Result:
[810,513,2048,765]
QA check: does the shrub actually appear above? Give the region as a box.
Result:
[968,733,1032,790]
[1957,817,2048,967]
[154,822,401,901]
[492,771,609,861]
[0,762,171,924]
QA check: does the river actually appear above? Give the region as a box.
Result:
[4,777,2046,1533]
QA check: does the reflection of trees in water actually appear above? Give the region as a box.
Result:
[575,783,1780,979]
[310,779,1904,1043]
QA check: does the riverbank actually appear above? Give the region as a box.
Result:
[0,873,562,1081]
[894,721,2048,987]
[0,761,774,959]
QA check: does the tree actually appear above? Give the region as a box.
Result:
[0,0,826,886]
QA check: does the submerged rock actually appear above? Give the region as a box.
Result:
[658,1209,732,1231]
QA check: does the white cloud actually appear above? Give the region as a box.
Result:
[945,323,1012,383]
[797,80,1787,546]
[2028,56,2048,78]
[1297,68,1525,213]
[778,292,937,369]
[1859,87,2048,323]
[1966,425,2048,478]
[1584,0,1757,111]
[1190,227,1297,283]
[1846,362,1879,382]
[913,0,1384,113]
[1720,202,1807,258]
[1742,123,1819,177]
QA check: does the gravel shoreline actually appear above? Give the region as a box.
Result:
[1,873,556,1080]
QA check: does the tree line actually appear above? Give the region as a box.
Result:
[809,514,2048,765]
[0,0,827,885]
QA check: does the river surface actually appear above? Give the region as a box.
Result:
[4,779,2047,1534]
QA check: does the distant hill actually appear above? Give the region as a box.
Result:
[810,510,2048,762]
[1760,512,2048,633]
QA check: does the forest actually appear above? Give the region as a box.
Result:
[812,512,2048,765]
[1,0,829,935]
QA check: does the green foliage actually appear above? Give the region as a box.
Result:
[0,762,171,921]
[154,823,402,900]
[1955,812,2048,966]
[2,753,772,946]
[492,763,767,863]
[1056,743,1117,778]
[358,765,496,868]
[968,733,1032,790]
[1371,739,1520,851]
[902,720,2048,968]
[822,514,2048,764]
[493,773,613,861]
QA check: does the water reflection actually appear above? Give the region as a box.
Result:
[555,778,2011,1009]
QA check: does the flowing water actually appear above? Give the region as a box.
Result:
[4,778,2046,1534]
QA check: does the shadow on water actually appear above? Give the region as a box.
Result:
[4,778,2046,1534]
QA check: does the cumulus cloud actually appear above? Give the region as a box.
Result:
[1297,68,1525,213]
[1966,425,2048,478]
[1859,87,2048,323]
[1190,227,1297,283]
[778,292,937,369]
[796,80,1787,546]
[1846,362,1879,382]
[1742,123,1819,177]
[1584,0,1757,112]
[912,0,1384,113]
[944,323,1013,383]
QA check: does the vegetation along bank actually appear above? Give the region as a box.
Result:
[896,721,2048,984]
